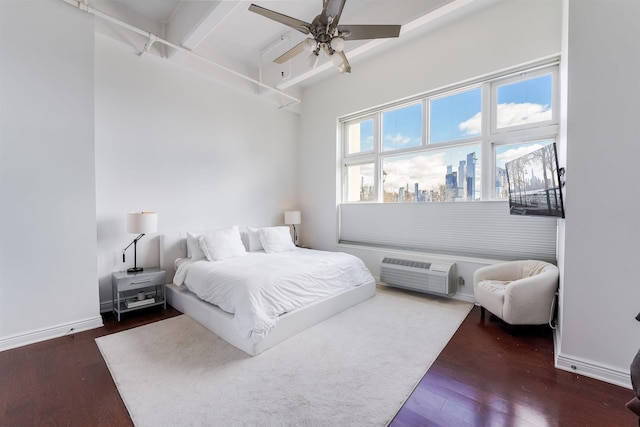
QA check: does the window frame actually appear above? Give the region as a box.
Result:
[343,113,378,158]
[344,160,378,203]
[380,100,425,153]
[490,66,559,135]
[428,85,483,145]
[340,61,559,204]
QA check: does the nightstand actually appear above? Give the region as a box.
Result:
[111,268,166,321]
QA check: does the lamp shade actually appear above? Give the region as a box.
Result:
[127,212,158,234]
[284,211,301,225]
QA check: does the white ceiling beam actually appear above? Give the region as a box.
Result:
[167,1,250,62]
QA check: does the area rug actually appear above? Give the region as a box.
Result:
[96,286,472,426]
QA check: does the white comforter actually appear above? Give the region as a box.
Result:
[173,248,374,341]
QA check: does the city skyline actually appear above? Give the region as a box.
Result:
[348,73,554,203]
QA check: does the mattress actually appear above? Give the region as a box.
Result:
[160,232,377,355]
[173,249,374,340]
[166,279,376,356]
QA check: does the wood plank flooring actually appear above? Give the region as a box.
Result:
[390,306,636,426]
[0,303,635,426]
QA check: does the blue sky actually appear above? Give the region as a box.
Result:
[430,88,481,143]
[498,74,552,108]
[350,73,553,199]
[354,73,552,153]
[383,103,422,150]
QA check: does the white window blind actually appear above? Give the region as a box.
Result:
[339,202,558,262]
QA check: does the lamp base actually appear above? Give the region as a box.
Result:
[127,267,143,273]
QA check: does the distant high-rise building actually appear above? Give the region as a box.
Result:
[445,170,457,201]
[398,187,405,202]
[496,167,507,198]
[467,152,477,200]
[458,161,465,187]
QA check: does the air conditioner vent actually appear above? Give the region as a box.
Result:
[380,257,456,297]
[381,257,431,270]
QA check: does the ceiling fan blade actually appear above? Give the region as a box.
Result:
[248,4,311,35]
[323,0,347,31]
[336,50,351,73]
[323,47,351,74]
[274,40,312,64]
[338,24,401,40]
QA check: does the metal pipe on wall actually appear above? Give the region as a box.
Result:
[60,0,301,107]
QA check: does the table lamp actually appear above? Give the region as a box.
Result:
[284,211,301,246]
[122,211,158,273]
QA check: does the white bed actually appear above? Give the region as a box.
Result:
[160,231,376,356]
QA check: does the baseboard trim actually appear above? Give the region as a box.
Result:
[555,351,631,389]
[0,316,104,352]
[100,300,113,313]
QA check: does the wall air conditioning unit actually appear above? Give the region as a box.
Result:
[380,257,457,297]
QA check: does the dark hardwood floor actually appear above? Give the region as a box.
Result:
[390,307,636,427]
[0,307,180,427]
[0,304,635,426]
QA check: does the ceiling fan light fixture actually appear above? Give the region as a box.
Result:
[303,38,317,52]
[249,0,401,74]
[330,37,345,52]
[307,52,320,68]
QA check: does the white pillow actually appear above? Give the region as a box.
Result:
[186,232,206,260]
[259,226,296,254]
[197,226,247,261]
[239,229,250,252]
[247,227,264,252]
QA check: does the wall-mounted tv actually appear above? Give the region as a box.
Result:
[505,142,565,218]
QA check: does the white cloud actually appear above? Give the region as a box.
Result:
[459,112,482,136]
[496,102,551,128]
[496,143,546,166]
[458,103,551,135]
[384,133,415,149]
[383,153,447,192]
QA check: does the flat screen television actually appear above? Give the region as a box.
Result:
[505,143,565,218]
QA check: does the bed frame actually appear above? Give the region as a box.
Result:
[159,232,376,356]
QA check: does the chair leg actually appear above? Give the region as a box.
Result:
[480,306,485,320]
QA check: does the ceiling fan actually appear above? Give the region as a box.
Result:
[248,0,401,73]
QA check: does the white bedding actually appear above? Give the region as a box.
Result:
[173,248,374,341]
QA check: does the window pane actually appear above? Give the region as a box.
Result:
[382,103,422,151]
[495,140,553,198]
[346,119,373,154]
[382,145,481,202]
[496,74,552,129]
[430,88,481,144]
[346,163,375,202]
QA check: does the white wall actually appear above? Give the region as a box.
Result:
[3,0,635,391]
[298,0,562,301]
[0,1,102,349]
[556,0,640,387]
[94,37,300,307]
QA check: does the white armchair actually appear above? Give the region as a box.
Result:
[473,260,559,326]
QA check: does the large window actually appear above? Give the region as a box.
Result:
[382,102,422,151]
[430,87,482,143]
[341,63,558,203]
